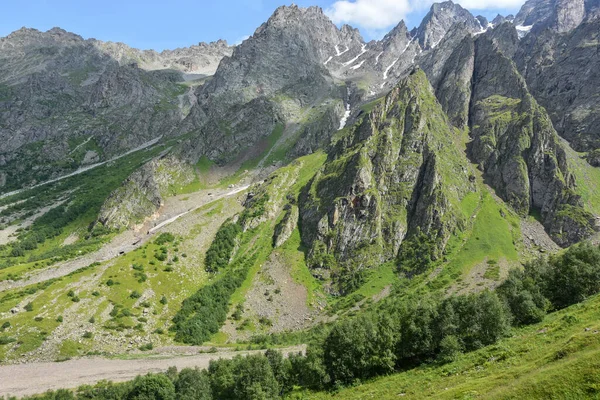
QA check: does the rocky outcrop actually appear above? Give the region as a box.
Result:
[273,205,299,248]
[418,17,598,246]
[514,0,586,33]
[93,39,232,77]
[299,70,475,291]
[97,156,194,229]
[415,1,482,50]
[419,23,474,129]
[468,32,596,246]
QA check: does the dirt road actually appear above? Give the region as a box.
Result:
[0,345,305,397]
[0,137,163,200]
[0,184,250,292]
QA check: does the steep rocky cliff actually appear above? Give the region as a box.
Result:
[299,70,476,292]
[515,14,600,152]
[419,18,597,246]
[97,155,195,230]
[468,34,596,246]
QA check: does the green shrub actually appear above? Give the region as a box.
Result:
[24,302,34,312]
[174,368,212,400]
[128,373,175,400]
[154,233,175,246]
[323,314,397,385]
[232,303,244,321]
[397,227,437,277]
[438,335,463,363]
[172,257,254,345]
[139,342,154,351]
[208,354,280,400]
[204,222,241,273]
[0,336,16,345]
[497,269,549,325]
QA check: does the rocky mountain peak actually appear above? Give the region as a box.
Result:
[262,4,327,30]
[340,24,364,42]
[416,0,482,49]
[476,15,489,28]
[383,20,410,42]
[1,26,84,48]
[514,0,587,32]
[491,14,515,25]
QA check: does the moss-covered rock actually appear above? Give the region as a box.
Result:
[299,69,476,293]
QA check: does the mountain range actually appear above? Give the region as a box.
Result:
[1,0,600,394]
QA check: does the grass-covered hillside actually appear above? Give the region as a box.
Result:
[13,241,600,400]
[307,292,600,399]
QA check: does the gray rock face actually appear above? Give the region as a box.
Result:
[0,27,230,191]
[419,23,474,128]
[273,205,299,248]
[514,17,600,152]
[199,6,342,106]
[420,20,597,246]
[492,14,515,25]
[515,0,586,32]
[175,5,349,165]
[94,39,232,77]
[98,155,194,229]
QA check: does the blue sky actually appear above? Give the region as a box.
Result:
[1,0,524,51]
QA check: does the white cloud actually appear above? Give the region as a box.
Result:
[325,0,525,30]
[326,0,413,30]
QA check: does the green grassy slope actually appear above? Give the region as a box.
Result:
[304,292,600,399]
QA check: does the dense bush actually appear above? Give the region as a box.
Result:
[323,314,397,384]
[319,289,511,386]
[154,233,175,246]
[209,354,281,400]
[496,269,549,325]
[173,368,212,400]
[171,257,254,345]
[397,227,437,276]
[127,374,175,400]
[498,242,600,316]
[542,242,600,308]
[204,222,241,272]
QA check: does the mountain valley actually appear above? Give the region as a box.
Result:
[1,0,600,398]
